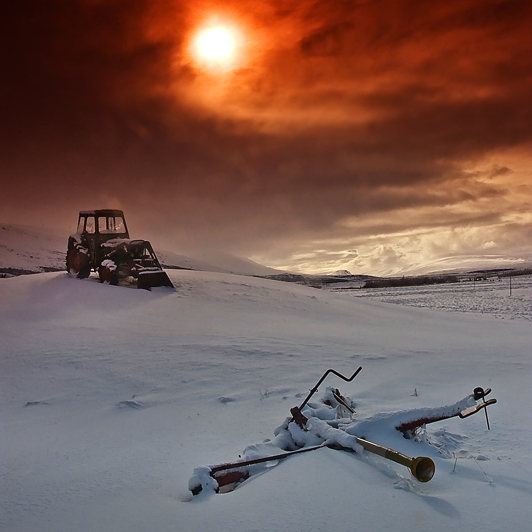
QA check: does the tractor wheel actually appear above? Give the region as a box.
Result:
[66,246,90,279]
[98,262,119,285]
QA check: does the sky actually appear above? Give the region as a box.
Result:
[1,0,531,275]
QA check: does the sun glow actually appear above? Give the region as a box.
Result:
[196,27,234,60]
[191,25,238,70]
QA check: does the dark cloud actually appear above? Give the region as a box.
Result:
[1,0,531,270]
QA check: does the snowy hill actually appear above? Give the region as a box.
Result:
[167,249,280,276]
[0,223,66,274]
[1,270,530,532]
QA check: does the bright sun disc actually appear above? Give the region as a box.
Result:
[194,26,235,63]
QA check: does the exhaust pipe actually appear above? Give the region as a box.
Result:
[355,437,435,482]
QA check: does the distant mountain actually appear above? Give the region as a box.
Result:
[155,250,228,273]
[184,251,280,276]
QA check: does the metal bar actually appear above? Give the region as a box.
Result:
[299,366,362,411]
[209,444,326,474]
[479,389,491,430]
[332,390,355,413]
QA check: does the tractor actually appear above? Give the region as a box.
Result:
[66,209,174,290]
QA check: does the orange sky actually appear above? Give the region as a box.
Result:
[1,0,531,274]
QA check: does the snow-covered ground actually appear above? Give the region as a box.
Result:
[1,270,531,532]
[0,224,66,273]
[335,275,532,321]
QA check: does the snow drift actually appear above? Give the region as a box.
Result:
[1,270,531,532]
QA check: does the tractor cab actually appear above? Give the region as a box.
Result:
[75,210,129,265]
[76,209,129,239]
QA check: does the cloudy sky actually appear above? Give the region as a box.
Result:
[2,0,531,274]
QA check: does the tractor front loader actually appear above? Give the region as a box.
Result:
[66,209,174,290]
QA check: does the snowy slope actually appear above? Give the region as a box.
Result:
[186,250,280,276]
[1,270,531,532]
[0,224,66,273]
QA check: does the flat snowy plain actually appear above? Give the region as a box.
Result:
[1,270,531,532]
[335,274,532,321]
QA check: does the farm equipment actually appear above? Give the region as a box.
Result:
[66,209,174,290]
[189,367,496,495]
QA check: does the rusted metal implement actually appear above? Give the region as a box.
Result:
[395,387,496,435]
[189,367,496,495]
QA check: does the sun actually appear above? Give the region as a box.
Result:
[195,27,234,61]
[192,25,237,70]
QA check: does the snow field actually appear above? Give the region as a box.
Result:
[1,270,531,532]
[338,274,532,321]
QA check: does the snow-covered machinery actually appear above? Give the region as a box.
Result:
[189,367,496,495]
[66,209,174,290]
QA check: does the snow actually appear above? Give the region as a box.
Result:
[100,259,117,271]
[186,250,280,276]
[334,275,532,321]
[1,269,531,532]
[0,224,66,273]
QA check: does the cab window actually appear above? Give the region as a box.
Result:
[98,216,126,234]
[114,217,126,233]
[85,216,95,234]
[98,217,109,233]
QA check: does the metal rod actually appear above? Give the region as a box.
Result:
[299,366,362,410]
[332,390,355,413]
[480,390,491,430]
[209,444,326,474]
[484,407,491,430]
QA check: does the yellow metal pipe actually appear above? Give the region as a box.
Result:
[355,437,435,482]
